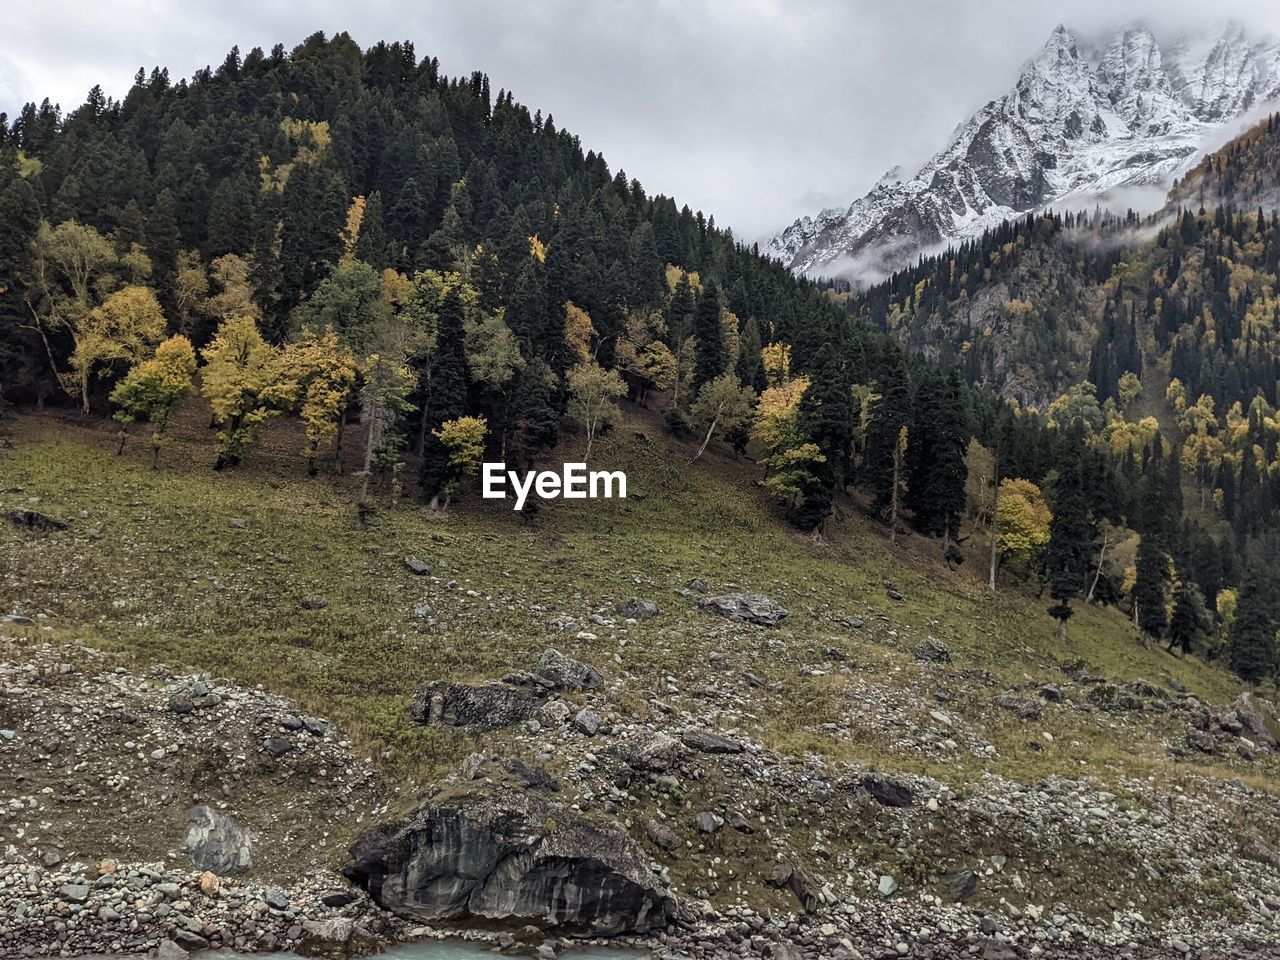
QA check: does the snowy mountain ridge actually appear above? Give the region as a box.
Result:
[768,22,1280,282]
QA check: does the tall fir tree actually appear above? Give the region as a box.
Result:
[419,285,469,506]
[692,282,725,393]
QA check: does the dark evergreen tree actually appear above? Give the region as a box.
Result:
[692,282,725,393]
[863,351,911,515]
[1045,445,1092,641]
[1229,550,1280,683]
[419,285,469,505]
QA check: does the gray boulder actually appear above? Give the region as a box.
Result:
[860,773,913,807]
[1229,692,1280,751]
[698,593,789,628]
[534,649,604,690]
[409,680,538,730]
[347,789,676,935]
[618,732,683,772]
[993,694,1041,720]
[680,729,744,754]
[615,598,659,620]
[184,805,254,875]
[911,637,951,663]
[7,507,68,532]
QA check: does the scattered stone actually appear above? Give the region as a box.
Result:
[698,593,789,627]
[403,556,431,575]
[8,507,68,531]
[911,637,951,663]
[615,598,659,620]
[680,729,744,754]
[946,869,978,902]
[993,694,1041,720]
[300,595,328,610]
[573,708,602,736]
[878,875,898,897]
[534,648,604,689]
[184,806,254,875]
[410,680,538,729]
[619,731,683,772]
[861,773,914,807]
[695,811,725,833]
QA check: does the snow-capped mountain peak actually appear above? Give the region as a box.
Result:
[767,21,1280,282]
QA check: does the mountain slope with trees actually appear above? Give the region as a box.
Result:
[0,33,1276,685]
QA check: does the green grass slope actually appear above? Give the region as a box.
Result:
[0,401,1252,800]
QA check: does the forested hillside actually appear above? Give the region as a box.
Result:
[1,33,1277,683]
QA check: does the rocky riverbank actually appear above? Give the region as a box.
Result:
[4,631,1280,959]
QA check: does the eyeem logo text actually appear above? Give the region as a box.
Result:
[482,463,627,511]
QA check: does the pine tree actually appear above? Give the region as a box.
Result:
[1134,534,1171,645]
[1045,446,1091,641]
[419,285,469,507]
[863,352,911,515]
[1229,551,1280,683]
[354,191,388,270]
[692,282,725,393]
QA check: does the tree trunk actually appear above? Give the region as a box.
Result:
[416,399,430,458]
[988,460,1000,591]
[152,443,161,470]
[334,407,346,469]
[1057,617,1068,643]
[1086,531,1109,604]
[889,438,903,545]
[691,413,720,463]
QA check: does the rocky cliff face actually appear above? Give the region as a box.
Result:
[768,22,1280,281]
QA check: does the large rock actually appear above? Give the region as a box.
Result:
[698,593,789,628]
[1229,692,1280,751]
[618,732,684,772]
[294,918,379,959]
[911,637,952,663]
[409,680,538,730]
[860,773,913,808]
[184,805,254,875]
[7,507,68,532]
[347,789,675,935]
[680,729,744,754]
[615,598,659,620]
[993,694,1041,720]
[533,649,604,690]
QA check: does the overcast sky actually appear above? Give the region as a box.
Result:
[4,1,1280,240]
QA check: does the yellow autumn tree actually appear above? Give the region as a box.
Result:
[761,342,792,386]
[615,310,675,402]
[751,375,810,461]
[339,196,366,263]
[201,315,297,469]
[564,302,595,364]
[202,254,260,322]
[432,416,488,506]
[995,478,1052,575]
[281,325,359,475]
[109,335,197,465]
[68,285,167,413]
[567,360,627,457]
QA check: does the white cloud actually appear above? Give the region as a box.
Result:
[4,0,1280,238]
